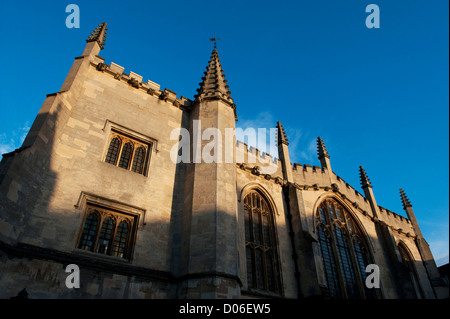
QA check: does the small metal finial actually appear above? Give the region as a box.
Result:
[209,36,221,49]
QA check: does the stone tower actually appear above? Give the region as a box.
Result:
[178,48,240,298]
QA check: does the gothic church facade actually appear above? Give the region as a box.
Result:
[0,23,447,299]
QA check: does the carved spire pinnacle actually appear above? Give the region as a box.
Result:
[276,121,289,146]
[399,188,412,209]
[359,166,372,189]
[86,22,108,50]
[194,48,235,114]
[317,137,330,160]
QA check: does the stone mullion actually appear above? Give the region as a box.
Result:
[106,215,118,256]
[112,218,123,257]
[115,138,126,168]
[122,220,131,259]
[127,142,137,171]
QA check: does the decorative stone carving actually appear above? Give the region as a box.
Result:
[128,78,140,88]
[96,63,108,72]
[251,166,260,176]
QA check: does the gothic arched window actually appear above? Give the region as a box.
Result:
[104,132,150,176]
[244,190,281,294]
[78,206,137,260]
[398,243,422,298]
[316,198,377,299]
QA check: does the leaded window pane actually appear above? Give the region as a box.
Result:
[399,244,421,298]
[78,211,99,251]
[244,191,281,294]
[318,226,342,298]
[354,238,377,299]
[118,142,133,169]
[262,214,271,246]
[131,147,145,174]
[255,249,265,289]
[112,221,130,258]
[334,227,360,298]
[252,210,261,245]
[246,246,254,289]
[319,207,327,224]
[105,138,121,165]
[316,199,375,299]
[245,208,251,242]
[266,251,276,292]
[96,217,115,255]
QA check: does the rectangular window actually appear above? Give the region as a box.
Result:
[105,131,151,175]
[102,121,157,177]
[77,204,138,260]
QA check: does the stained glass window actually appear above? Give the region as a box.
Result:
[244,190,281,293]
[316,199,377,299]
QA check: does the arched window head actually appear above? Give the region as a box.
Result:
[244,190,281,294]
[316,198,377,299]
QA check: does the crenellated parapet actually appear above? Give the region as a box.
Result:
[93,60,194,111]
[290,161,414,235]
[236,140,283,182]
[292,162,330,186]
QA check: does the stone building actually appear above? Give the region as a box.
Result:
[0,22,447,299]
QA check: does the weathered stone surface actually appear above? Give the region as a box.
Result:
[0,22,446,300]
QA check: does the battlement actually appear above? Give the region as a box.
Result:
[290,163,414,233]
[292,162,329,186]
[93,60,194,111]
[236,140,282,178]
[332,174,413,233]
[378,205,410,223]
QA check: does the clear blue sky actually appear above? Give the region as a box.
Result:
[0,0,448,265]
